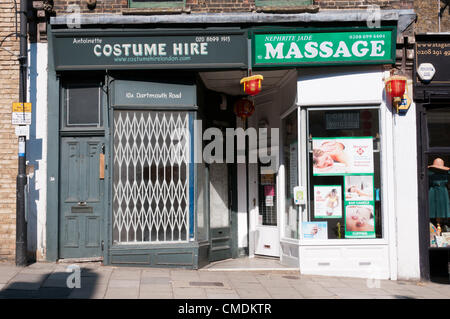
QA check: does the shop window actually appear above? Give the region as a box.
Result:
[427,154,450,282]
[427,107,450,148]
[305,108,382,240]
[282,110,299,239]
[63,83,102,128]
[129,0,185,9]
[428,154,450,243]
[255,0,313,7]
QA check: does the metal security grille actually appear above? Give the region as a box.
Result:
[112,111,190,244]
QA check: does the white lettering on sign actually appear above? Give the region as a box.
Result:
[93,42,207,57]
[126,92,183,99]
[263,40,387,60]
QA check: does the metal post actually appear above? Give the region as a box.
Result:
[15,0,28,267]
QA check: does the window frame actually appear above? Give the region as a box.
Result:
[280,106,301,241]
[300,105,388,246]
[128,0,185,9]
[60,81,105,132]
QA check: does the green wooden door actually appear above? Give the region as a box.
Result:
[59,137,105,259]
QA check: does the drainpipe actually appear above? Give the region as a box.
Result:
[16,0,28,267]
[438,0,441,33]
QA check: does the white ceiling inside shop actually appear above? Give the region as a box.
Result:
[199,69,297,96]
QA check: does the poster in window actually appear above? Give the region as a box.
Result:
[344,175,376,238]
[313,185,342,218]
[312,137,373,176]
[344,175,374,201]
[302,222,328,240]
[344,205,376,238]
[265,196,274,207]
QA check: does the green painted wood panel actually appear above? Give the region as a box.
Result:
[59,137,105,258]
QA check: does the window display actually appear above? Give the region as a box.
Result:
[428,156,450,248]
[306,108,382,240]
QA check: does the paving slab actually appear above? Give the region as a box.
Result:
[140,276,171,285]
[257,278,292,289]
[398,284,444,298]
[5,273,49,290]
[335,294,376,299]
[142,268,171,277]
[205,288,240,299]
[312,278,352,289]
[173,287,207,299]
[139,290,174,299]
[104,287,139,299]
[0,273,18,284]
[172,280,231,289]
[110,269,142,281]
[27,263,57,270]
[291,283,336,298]
[228,281,267,291]
[265,287,304,299]
[68,284,108,299]
[140,283,172,293]
[226,274,260,284]
[79,273,112,286]
[235,287,271,299]
[170,270,201,281]
[108,279,140,289]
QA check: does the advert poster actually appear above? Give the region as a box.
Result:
[344,204,376,238]
[302,222,328,240]
[313,185,342,218]
[312,137,374,176]
[344,175,374,202]
[344,175,376,238]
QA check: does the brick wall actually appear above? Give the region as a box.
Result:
[50,0,414,15]
[415,0,450,33]
[315,0,413,9]
[0,0,19,262]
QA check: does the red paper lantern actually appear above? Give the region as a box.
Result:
[385,75,407,101]
[385,75,408,113]
[240,75,264,96]
[234,98,255,119]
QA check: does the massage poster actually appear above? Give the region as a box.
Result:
[313,185,342,218]
[302,222,328,240]
[344,175,376,238]
[312,137,374,176]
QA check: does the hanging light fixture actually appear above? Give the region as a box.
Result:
[240,75,264,96]
[233,98,255,120]
[385,75,408,113]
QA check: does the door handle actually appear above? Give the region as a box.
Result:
[78,201,87,206]
[99,153,105,179]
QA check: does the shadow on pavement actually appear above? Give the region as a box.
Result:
[0,263,99,299]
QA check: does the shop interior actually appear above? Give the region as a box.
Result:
[424,106,450,284]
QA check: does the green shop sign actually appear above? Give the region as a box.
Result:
[252,28,395,67]
[51,29,248,71]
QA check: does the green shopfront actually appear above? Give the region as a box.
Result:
[46,22,409,278]
[47,28,248,268]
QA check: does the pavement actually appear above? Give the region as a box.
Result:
[0,259,449,299]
